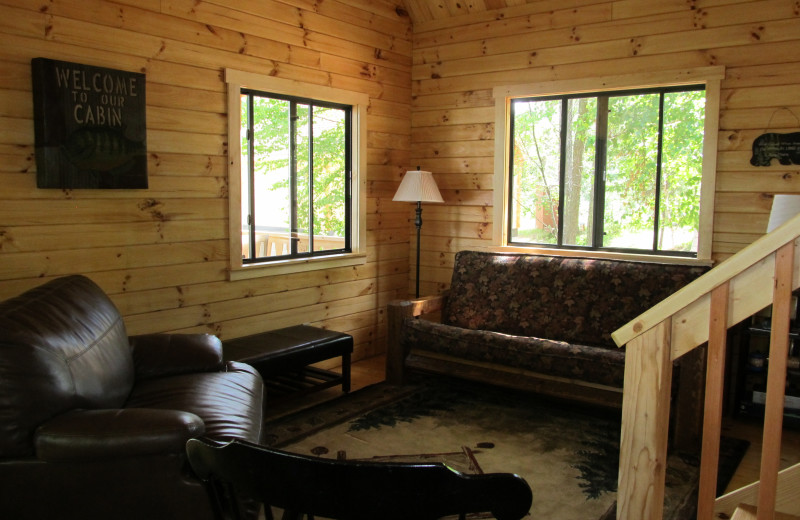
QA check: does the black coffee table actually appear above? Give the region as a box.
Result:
[223,325,353,399]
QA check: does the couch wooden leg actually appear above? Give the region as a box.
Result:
[386,300,415,384]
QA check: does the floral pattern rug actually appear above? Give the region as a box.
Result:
[263,376,748,520]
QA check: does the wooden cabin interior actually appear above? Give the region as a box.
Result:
[2,1,800,519]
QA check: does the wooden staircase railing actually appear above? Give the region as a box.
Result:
[612,213,800,520]
[716,463,800,518]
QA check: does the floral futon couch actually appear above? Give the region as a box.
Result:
[387,250,709,408]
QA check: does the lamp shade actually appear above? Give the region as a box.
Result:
[767,194,800,232]
[393,170,444,203]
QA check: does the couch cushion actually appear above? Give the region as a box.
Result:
[35,408,205,462]
[125,361,263,444]
[403,318,627,388]
[442,251,708,348]
[0,275,134,457]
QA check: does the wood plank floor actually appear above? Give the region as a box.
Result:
[722,416,800,494]
[265,354,800,498]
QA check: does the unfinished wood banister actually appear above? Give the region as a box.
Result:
[617,319,674,520]
[710,243,795,520]
[696,282,730,520]
[612,212,800,357]
[757,241,795,520]
[616,215,800,520]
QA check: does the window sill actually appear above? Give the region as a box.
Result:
[495,245,714,267]
[228,252,368,281]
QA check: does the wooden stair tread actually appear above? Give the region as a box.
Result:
[731,504,800,520]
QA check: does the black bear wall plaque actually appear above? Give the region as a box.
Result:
[31,58,148,189]
[750,131,800,167]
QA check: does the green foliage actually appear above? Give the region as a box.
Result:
[512,99,561,244]
[510,88,704,253]
[606,93,659,240]
[243,96,348,238]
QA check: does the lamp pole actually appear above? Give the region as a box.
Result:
[413,201,423,298]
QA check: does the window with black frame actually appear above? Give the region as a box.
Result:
[508,85,706,257]
[240,90,352,262]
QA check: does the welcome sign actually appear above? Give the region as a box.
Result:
[31,58,148,189]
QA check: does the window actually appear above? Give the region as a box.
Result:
[225,69,368,279]
[240,90,351,262]
[510,85,705,256]
[494,67,723,262]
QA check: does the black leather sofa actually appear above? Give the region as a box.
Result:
[0,275,264,520]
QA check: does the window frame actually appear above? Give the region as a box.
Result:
[508,84,705,256]
[493,66,724,264]
[226,69,368,280]
[240,89,353,263]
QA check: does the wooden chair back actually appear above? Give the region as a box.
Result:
[186,437,532,520]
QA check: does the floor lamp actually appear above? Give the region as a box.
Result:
[393,167,444,298]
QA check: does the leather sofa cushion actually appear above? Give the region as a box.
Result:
[35,408,205,462]
[0,275,135,457]
[125,361,264,444]
[130,333,225,380]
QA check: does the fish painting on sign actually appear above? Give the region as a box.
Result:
[31,58,148,189]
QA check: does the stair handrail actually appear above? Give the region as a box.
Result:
[613,212,800,356]
[612,212,800,520]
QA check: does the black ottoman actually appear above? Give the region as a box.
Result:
[222,325,353,399]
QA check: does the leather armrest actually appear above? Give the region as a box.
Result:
[130,333,224,380]
[35,409,204,462]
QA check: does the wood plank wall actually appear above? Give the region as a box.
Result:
[3,0,800,362]
[410,0,800,295]
[0,0,413,364]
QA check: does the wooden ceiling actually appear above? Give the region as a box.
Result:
[400,0,539,26]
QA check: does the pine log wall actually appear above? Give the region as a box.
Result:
[0,0,412,365]
[410,0,800,295]
[2,0,800,363]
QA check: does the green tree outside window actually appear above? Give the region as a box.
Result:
[510,85,704,256]
[241,91,351,261]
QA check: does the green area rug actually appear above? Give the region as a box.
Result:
[263,376,748,520]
